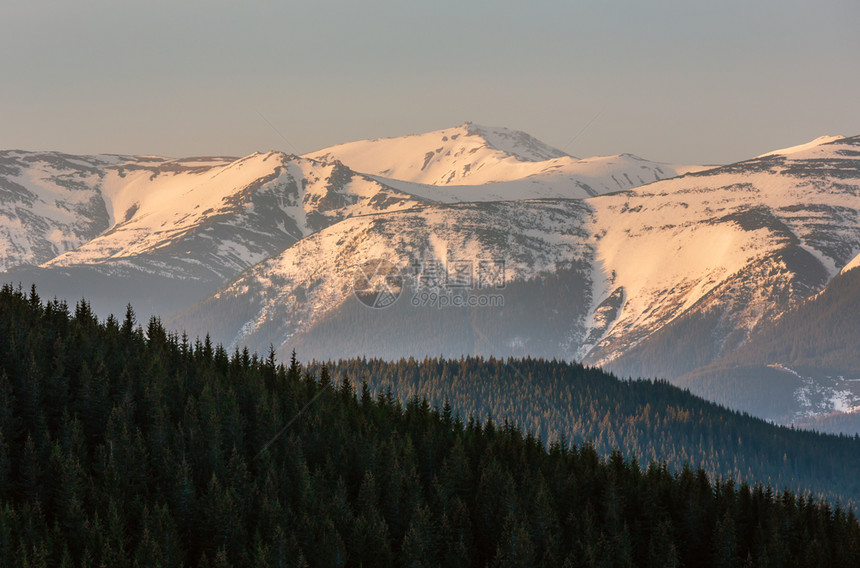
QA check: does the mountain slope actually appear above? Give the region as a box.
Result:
[0,151,125,270]
[674,265,860,425]
[588,136,860,372]
[44,151,427,276]
[169,199,595,358]
[1,151,428,319]
[365,152,696,202]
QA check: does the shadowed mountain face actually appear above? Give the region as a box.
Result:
[2,129,859,431]
[672,266,860,429]
[167,199,596,360]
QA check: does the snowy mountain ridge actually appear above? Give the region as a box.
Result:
[2,125,859,432]
[756,135,844,158]
[585,137,860,368]
[44,151,430,275]
[303,122,703,194]
[840,251,860,275]
[187,135,860,373]
[0,150,430,273]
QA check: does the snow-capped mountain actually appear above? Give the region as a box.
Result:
[304,122,571,185]
[43,151,427,275]
[2,125,859,432]
[586,135,860,373]
[0,150,428,317]
[171,134,860,434]
[0,151,126,270]
[167,199,595,356]
[0,124,701,319]
[304,122,704,200]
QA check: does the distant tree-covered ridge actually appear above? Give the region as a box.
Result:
[1,284,859,566]
[327,357,860,509]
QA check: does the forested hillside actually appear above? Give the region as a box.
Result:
[1,285,860,566]
[327,358,860,510]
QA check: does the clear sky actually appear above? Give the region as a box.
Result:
[2,0,858,164]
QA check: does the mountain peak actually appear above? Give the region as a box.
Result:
[303,123,581,187]
[301,123,698,194]
[459,122,571,162]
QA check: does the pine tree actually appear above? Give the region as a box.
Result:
[648,520,680,568]
[492,513,535,568]
[350,472,393,566]
[713,511,739,568]
[400,504,434,567]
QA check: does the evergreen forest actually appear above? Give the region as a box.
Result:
[1,284,859,566]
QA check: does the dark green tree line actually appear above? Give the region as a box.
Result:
[0,284,859,566]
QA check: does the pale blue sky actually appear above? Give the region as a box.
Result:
[2,1,858,164]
